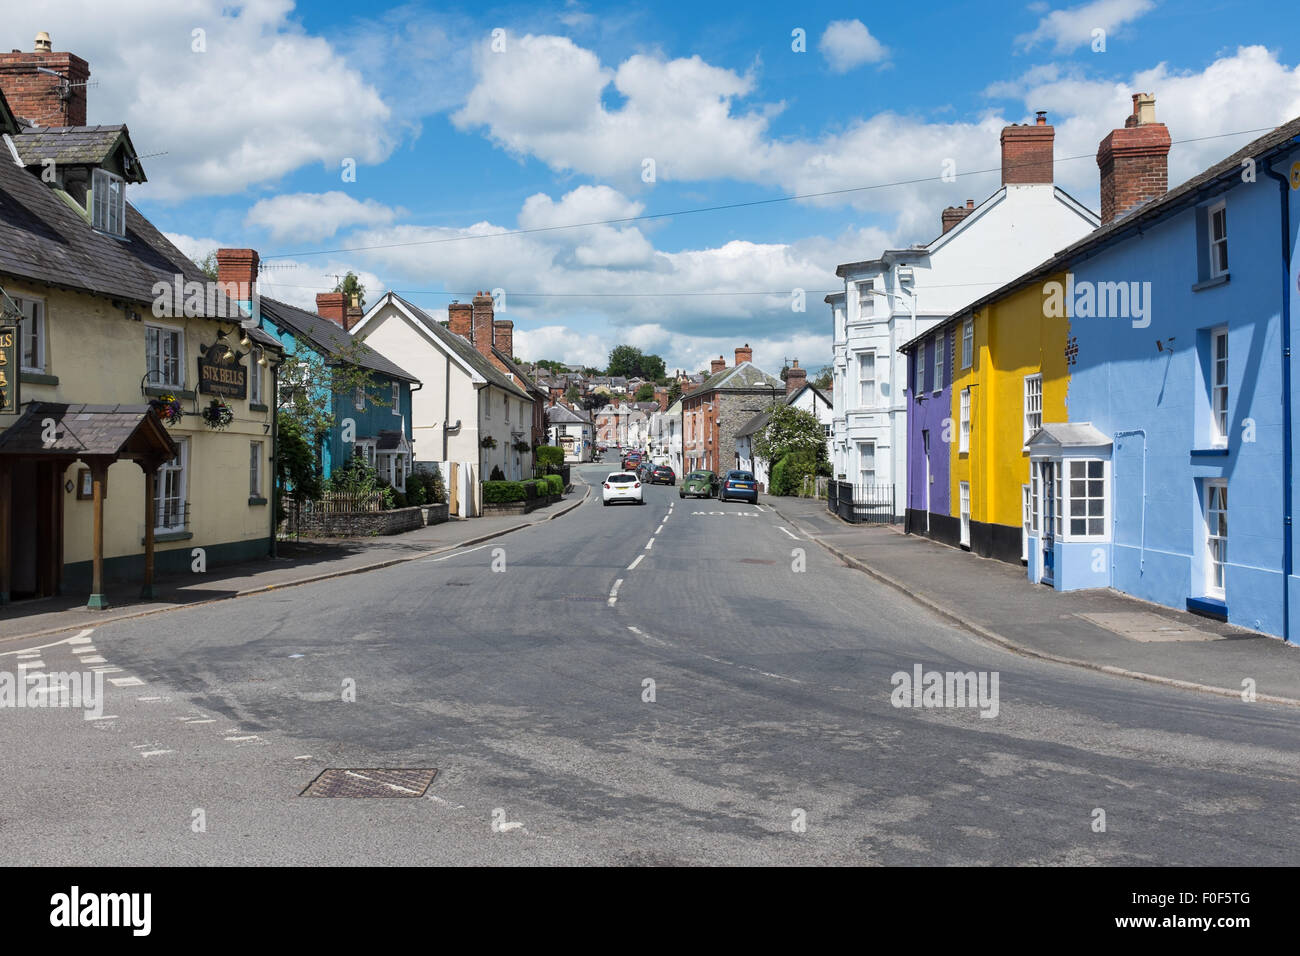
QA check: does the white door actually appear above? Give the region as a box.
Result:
[959,481,971,548]
[1021,484,1031,562]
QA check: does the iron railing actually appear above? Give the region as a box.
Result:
[827,480,897,524]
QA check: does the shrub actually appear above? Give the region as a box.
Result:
[523,479,543,499]
[489,464,505,481]
[482,480,526,503]
[535,444,565,471]
[773,449,816,496]
[544,473,563,495]
[405,473,427,506]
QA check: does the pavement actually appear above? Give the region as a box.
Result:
[0,482,590,645]
[7,461,1300,865]
[766,495,1300,705]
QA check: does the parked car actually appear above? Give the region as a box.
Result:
[622,451,642,470]
[602,471,644,506]
[679,470,717,498]
[650,465,675,485]
[718,470,759,504]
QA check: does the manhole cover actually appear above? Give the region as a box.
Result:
[300,768,438,798]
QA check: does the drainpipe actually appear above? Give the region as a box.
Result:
[1264,156,1296,643]
[1114,429,1147,573]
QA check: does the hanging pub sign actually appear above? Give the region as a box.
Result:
[197,340,248,399]
[0,324,17,414]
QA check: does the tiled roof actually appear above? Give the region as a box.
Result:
[383,294,530,400]
[687,361,783,395]
[0,402,175,461]
[901,113,1300,352]
[0,151,277,354]
[13,125,145,181]
[260,296,418,383]
[546,403,589,424]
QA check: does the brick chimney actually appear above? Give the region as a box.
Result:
[942,198,976,234]
[493,318,513,359]
[1000,111,1054,185]
[316,292,348,329]
[346,293,363,330]
[215,249,259,304]
[448,300,471,338]
[785,359,807,395]
[0,33,90,127]
[471,290,494,357]
[710,355,726,374]
[1097,93,1171,225]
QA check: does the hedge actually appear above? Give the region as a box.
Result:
[544,473,563,495]
[482,480,526,503]
[535,444,565,470]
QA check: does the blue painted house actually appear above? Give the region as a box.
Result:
[213,252,421,491]
[260,296,418,489]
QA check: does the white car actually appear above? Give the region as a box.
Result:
[602,471,644,506]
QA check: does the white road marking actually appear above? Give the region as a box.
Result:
[655,524,664,534]
[17,661,44,670]
[343,769,421,795]
[425,544,492,563]
[108,676,145,687]
[88,715,118,721]
[225,735,259,742]
[627,554,644,571]
[79,655,107,664]
[778,527,800,540]
[0,628,95,659]
[16,651,40,659]
[91,666,123,674]
[67,630,94,644]
[294,755,314,760]
[608,578,624,606]
[644,538,654,550]
[426,793,466,809]
[71,646,98,655]
[139,750,173,758]
[138,697,163,702]
[182,719,215,724]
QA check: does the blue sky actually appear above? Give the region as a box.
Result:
[11,0,1299,372]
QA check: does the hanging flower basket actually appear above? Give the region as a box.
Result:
[511,440,531,453]
[148,393,183,426]
[480,436,498,449]
[201,397,234,430]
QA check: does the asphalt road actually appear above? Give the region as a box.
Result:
[3,462,1299,864]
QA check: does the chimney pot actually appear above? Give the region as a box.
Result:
[471,290,494,357]
[316,292,350,330]
[735,343,753,366]
[215,248,259,306]
[0,35,90,127]
[34,32,51,54]
[1097,92,1170,225]
[1000,115,1055,186]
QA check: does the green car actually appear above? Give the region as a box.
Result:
[679,470,718,498]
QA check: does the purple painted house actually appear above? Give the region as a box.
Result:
[901,327,959,546]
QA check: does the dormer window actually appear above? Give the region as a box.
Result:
[92,168,125,236]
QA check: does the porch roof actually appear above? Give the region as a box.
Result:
[0,402,176,465]
[1026,422,1111,453]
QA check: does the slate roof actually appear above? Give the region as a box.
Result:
[901,114,1300,352]
[0,149,277,353]
[381,294,530,400]
[376,429,409,450]
[260,296,418,383]
[492,347,545,397]
[13,125,146,182]
[546,403,590,424]
[0,402,175,461]
[686,361,783,396]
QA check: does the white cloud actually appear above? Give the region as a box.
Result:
[8,1,396,199]
[819,20,889,73]
[1016,0,1156,54]
[162,231,230,266]
[245,192,400,242]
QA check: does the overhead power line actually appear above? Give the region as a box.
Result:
[260,126,1278,261]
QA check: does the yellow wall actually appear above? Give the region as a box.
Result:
[1,281,277,569]
[950,273,1069,528]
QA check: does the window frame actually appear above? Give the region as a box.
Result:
[857,350,876,407]
[1207,200,1228,278]
[249,440,263,498]
[156,439,188,533]
[857,440,876,486]
[248,347,263,405]
[959,480,971,547]
[391,381,401,416]
[1063,457,1108,541]
[1205,478,1227,599]
[857,280,874,319]
[916,343,926,396]
[1023,373,1043,446]
[959,387,971,454]
[145,322,185,389]
[932,333,945,394]
[961,318,973,370]
[1210,326,1228,447]
[92,167,126,236]
[12,295,46,373]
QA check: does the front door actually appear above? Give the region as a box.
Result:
[922,430,931,532]
[1041,461,1057,585]
[7,459,63,599]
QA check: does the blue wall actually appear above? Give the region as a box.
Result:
[905,330,953,517]
[1065,146,1297,637]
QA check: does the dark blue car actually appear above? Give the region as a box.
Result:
[718,470,759,504]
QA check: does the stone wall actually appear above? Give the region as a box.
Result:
[284,505,426,537]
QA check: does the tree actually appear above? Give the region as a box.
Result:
[811,365,832,390]
[753,404,826,468]
[633,382,656,402]
[606,345,667,381]
[195,251,219,280]
[333,271,367,309]
[564,384,581,404]
[666,381,682,406]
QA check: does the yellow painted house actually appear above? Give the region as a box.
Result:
[0,89,283,608]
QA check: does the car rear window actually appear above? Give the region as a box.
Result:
[729,472,755,481]
[609,473,637,482]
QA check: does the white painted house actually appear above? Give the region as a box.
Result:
[352,293,536,517]
[829,114,1100,515]
[735,365,832,490]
